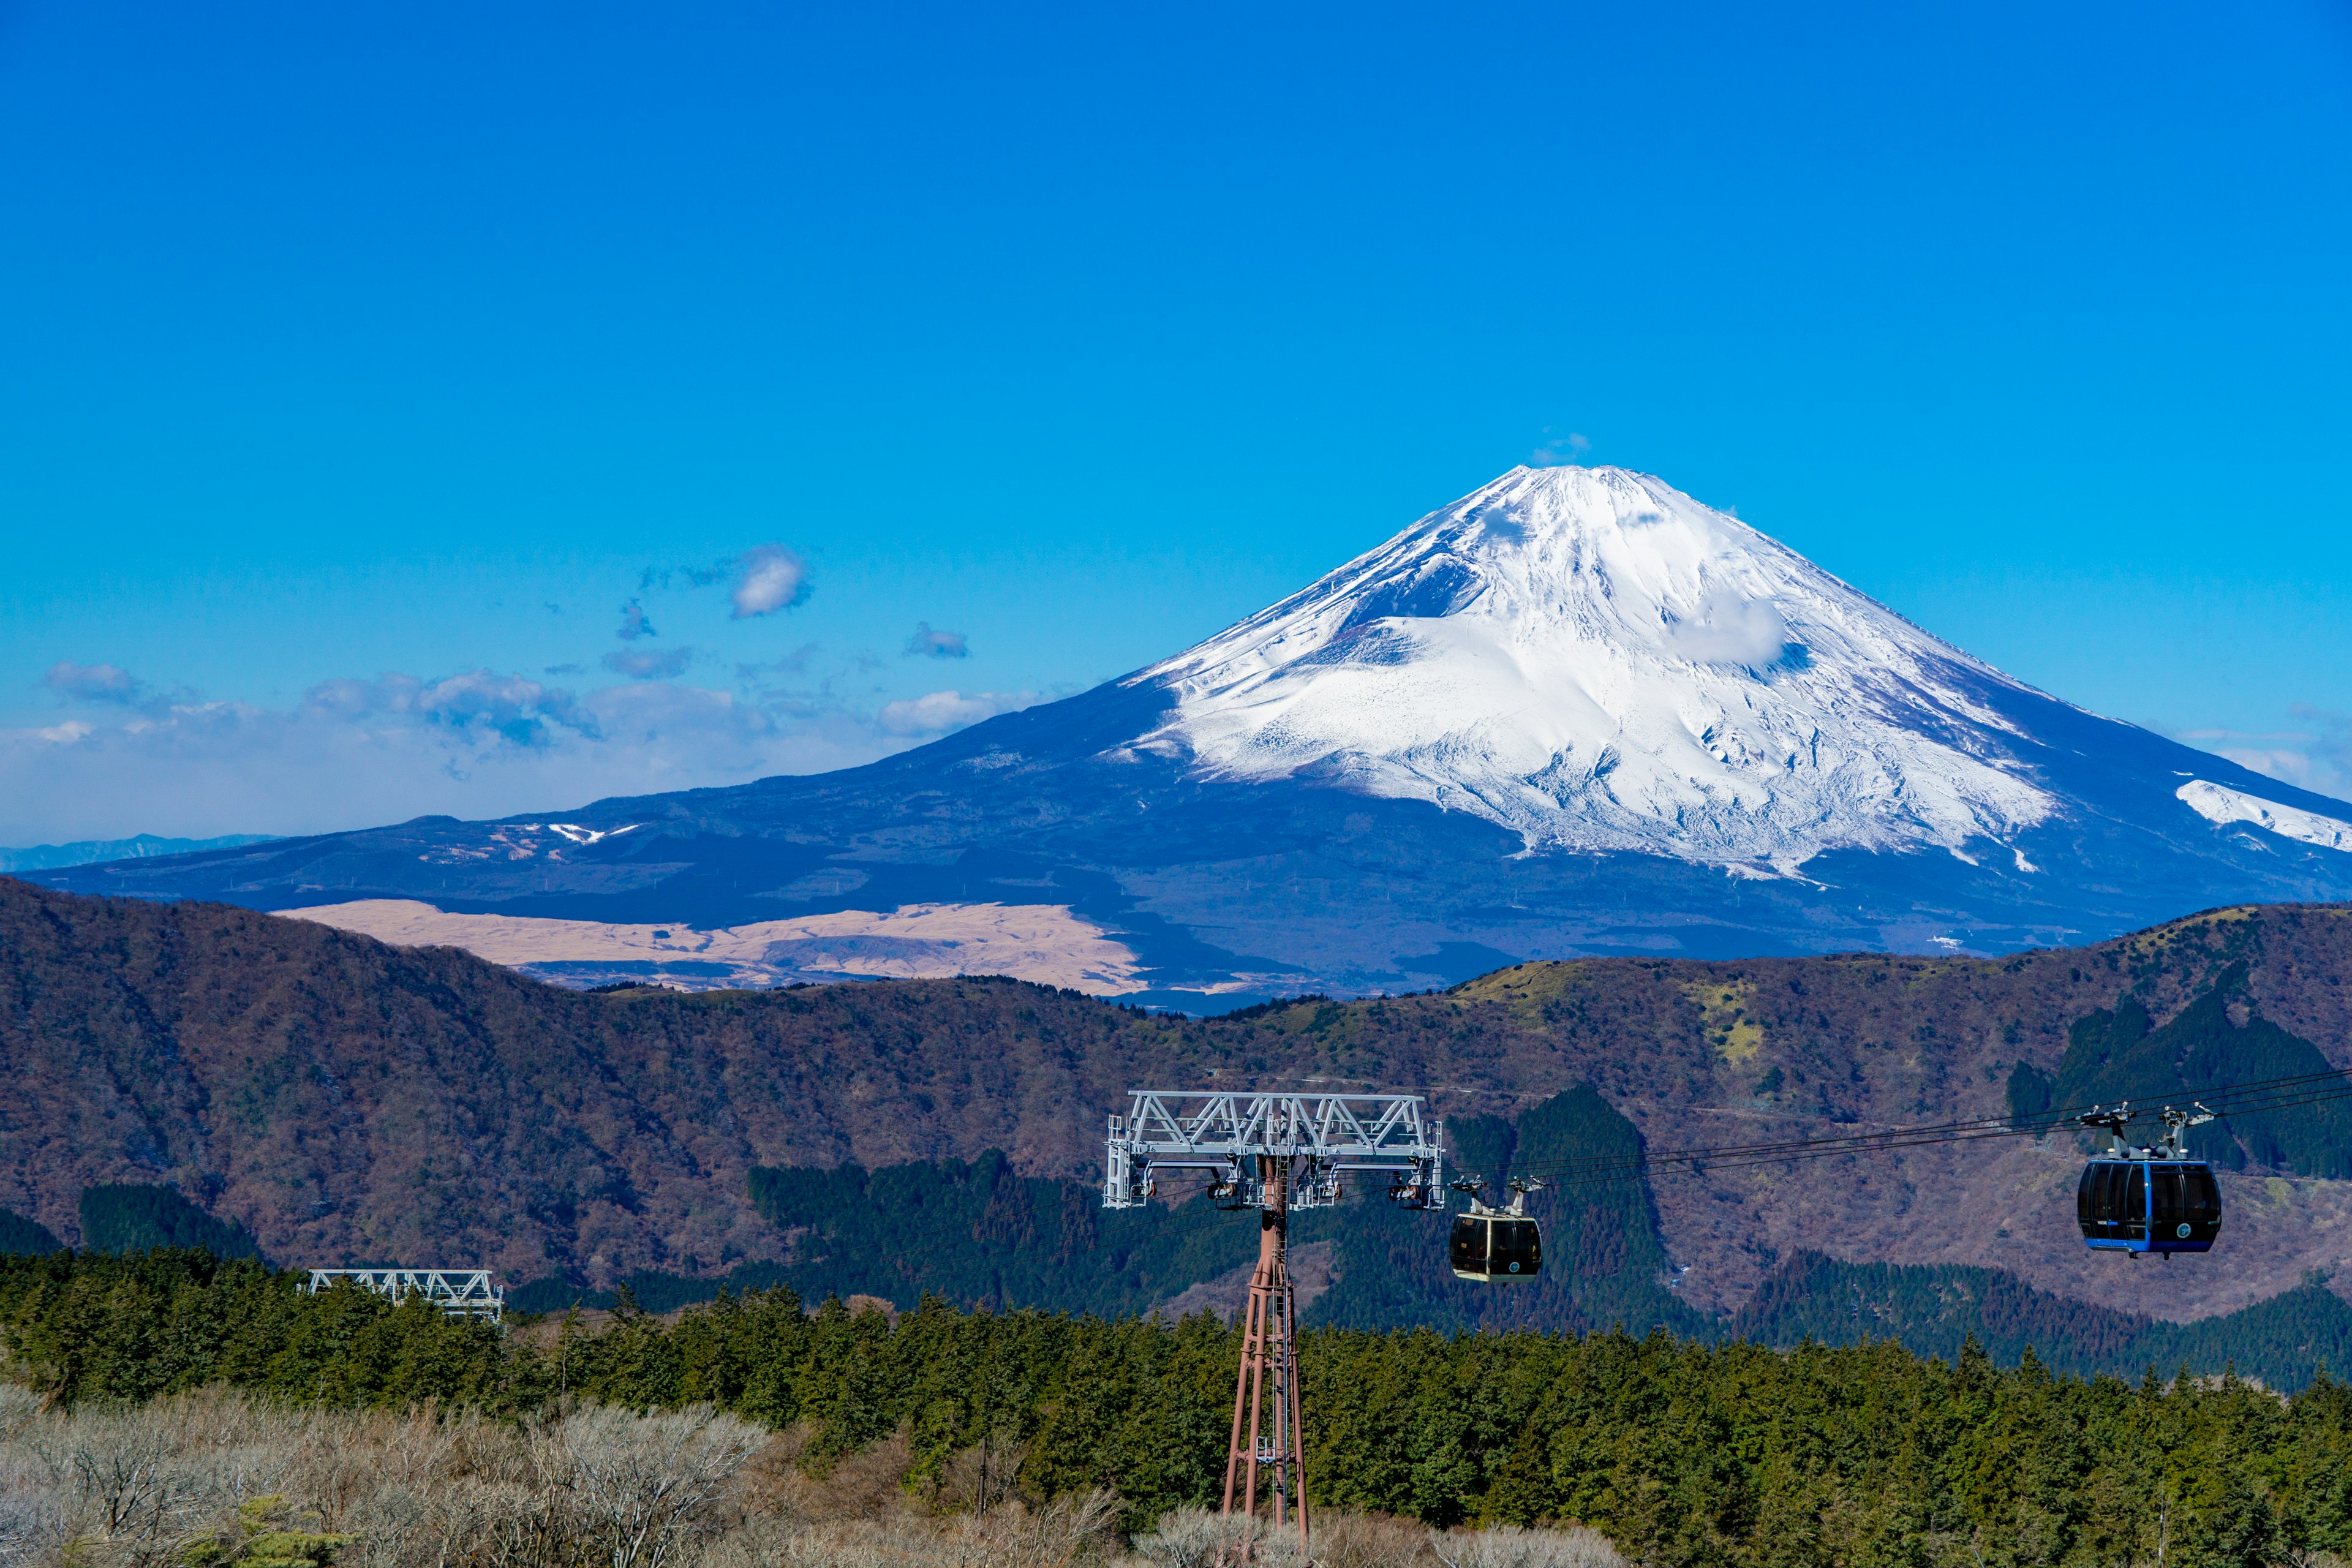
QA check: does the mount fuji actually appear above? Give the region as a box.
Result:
[1134,466,2057,873]
[37,467,2352,1005]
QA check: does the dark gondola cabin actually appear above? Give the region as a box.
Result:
[2076,1159,2221,1256]
[1449,1212,1544,1282]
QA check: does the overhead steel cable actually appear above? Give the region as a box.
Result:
[1512,1084,2352,1185]
[1490,1063,2352,1185]
[1518,1062,2352,1170]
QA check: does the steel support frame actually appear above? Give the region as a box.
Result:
[1102,1091,1444,1212]
[304,1268,505,1321]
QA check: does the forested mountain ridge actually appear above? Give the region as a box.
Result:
[1,877,2348,1326]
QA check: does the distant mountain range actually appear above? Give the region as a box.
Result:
[31,466,2352,1005]
[0,833,275,875]
[5,875,2351,1349]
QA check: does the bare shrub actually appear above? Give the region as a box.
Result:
[1309,1510,1438,1568]
[1131,1506,1276,1568]
[767,1490,1123,1568]
[765,1430,919,1525]
[17,1394,309,1568]
[0,1389,43,1443]
[0,1388,775,1568]
[982,1488,1123,1568]
[0,1390,1343,1568]
[933,1434,1028,1517]
[1430,1523,1627,1568]
[545,1405,763,1568]
[1131,1505,1227,1568]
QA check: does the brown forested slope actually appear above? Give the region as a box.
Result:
[2,878,2348,1316]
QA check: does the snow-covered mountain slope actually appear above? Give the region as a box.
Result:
[34,464,2352,1000]
[1133,466,2052,873]
[2177,780,2352,852]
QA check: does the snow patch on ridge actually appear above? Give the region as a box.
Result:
[2177,782,2352,852]
[1132,466,2057,870]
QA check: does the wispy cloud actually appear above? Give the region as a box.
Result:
[0,668,898,842]
[876,689,1036,736]
[616,599,658,641]
[736,643,823,681]
[603,647,695,680]
[41,660,205,718]
[2185,707,2352,801]
[1530,430,1591,467]
[638,562,726,592]
[44,661,151,706]
[303,670,598,747]
[904,622,970,660]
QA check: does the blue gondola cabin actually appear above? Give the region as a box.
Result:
[2076,1159,2221,1256]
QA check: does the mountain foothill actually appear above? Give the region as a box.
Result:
[6,873,2352,1378]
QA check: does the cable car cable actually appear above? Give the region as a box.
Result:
[1507,1065,2352,1174]
[1490,1066,2352,1185]
[1520,1066,2352,1177]
[1509,1085,2352,1185]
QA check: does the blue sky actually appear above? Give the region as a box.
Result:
[4,1,2350,843]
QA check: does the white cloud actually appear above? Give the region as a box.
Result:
[876,689,1037,736]
[1662,591,1790,667]
[731,545,811,619]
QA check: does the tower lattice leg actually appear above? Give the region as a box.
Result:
[1220,1156,1310,1559]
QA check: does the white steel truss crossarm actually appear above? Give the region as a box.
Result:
[304,1268,505,1321]
[1103,1091,1444,1210]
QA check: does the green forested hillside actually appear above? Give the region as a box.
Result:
[0,1207,59,1256]
[1733,1253,2352,1390]
[78,1182,264,1259]
[518,1085,1709,1340]
[2057,966,2352,1174]
[6,1246,2352,1567]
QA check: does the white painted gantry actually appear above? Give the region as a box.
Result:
[1102,1091,1444,1210]
[304,1268,505,1321]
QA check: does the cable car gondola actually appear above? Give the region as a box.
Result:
[1448,1179,1544,1283]
[2075,1104,2223,1258]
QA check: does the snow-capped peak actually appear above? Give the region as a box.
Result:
[1129,465,2057,872]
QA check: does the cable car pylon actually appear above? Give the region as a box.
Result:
[1224,1155,1305,1547]
[1103,1090,1447,1557]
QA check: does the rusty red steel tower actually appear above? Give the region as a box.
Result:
[1102,1091,1447,1555]
[1223,1155,1307,1545]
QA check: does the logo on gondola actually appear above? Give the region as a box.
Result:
[1509,1262,1520,1272]
[2177,1223,2192,1238]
